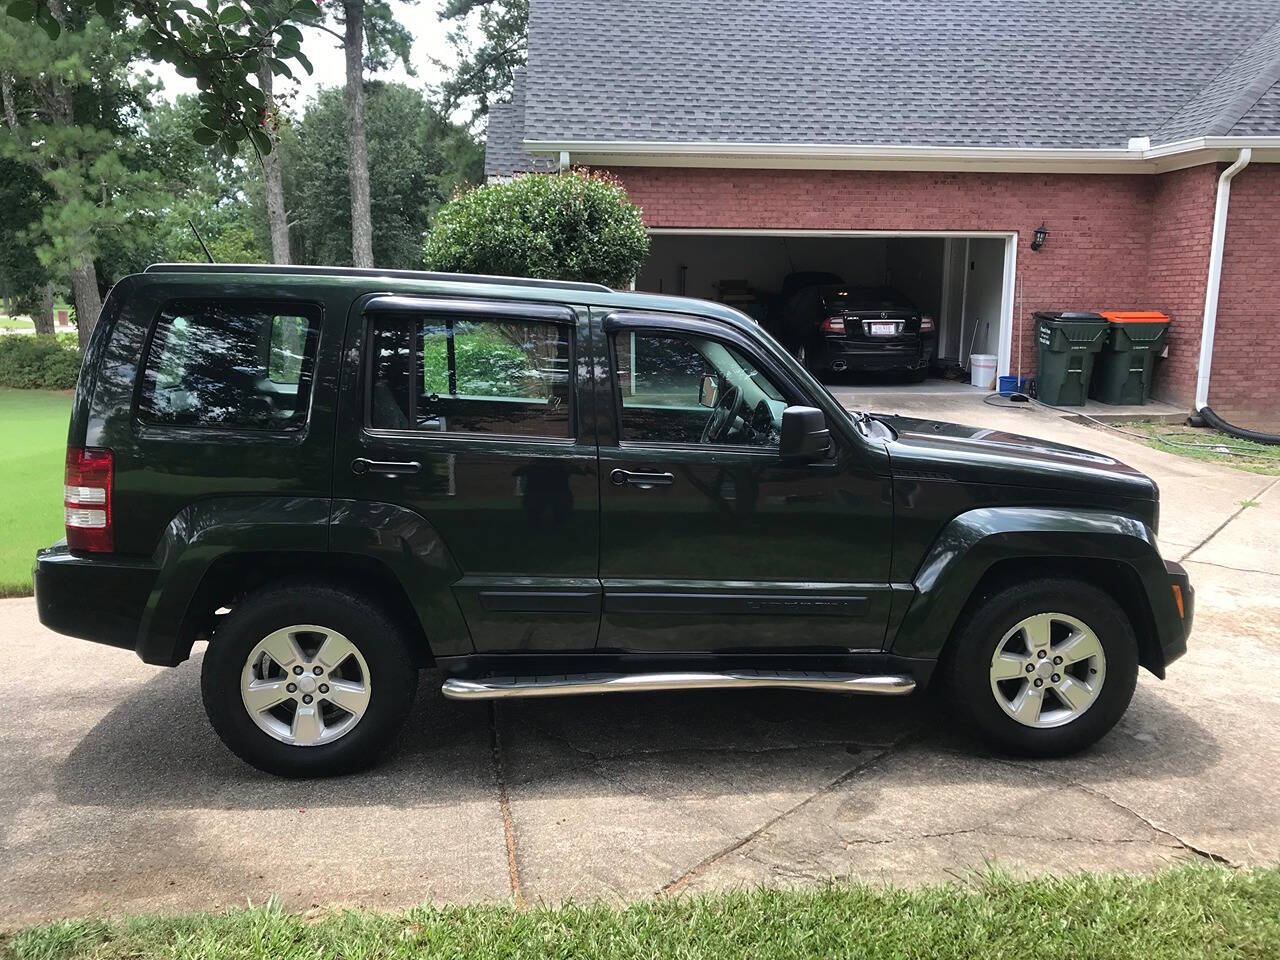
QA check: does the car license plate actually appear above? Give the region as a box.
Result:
[869,322,897,336]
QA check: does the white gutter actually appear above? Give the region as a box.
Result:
[1195,148,1252,412]
[524,135,1280,173]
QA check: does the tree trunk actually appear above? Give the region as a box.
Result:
[34,282,55,336]
[343,0,374,268]
[258,50,291,264]
[69,245,102,349]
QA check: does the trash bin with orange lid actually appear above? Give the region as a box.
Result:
[1090,310,1170,406]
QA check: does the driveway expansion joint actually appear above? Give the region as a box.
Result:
[1181,476,1280,565]
[488,703,526,909]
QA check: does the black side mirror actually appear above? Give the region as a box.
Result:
[780,405,831,460]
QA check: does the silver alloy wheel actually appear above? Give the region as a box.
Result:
[240,624,372,747]
[989,612,1107,729]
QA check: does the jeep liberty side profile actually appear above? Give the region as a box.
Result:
[35,264,1193,777]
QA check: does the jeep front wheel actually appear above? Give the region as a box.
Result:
[945,579,1139,757]
[201,583,418,777]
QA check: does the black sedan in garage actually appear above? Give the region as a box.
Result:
[768,275,936,381]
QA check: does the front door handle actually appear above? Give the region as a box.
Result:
[610,469,675,489]
[352,458,421,477]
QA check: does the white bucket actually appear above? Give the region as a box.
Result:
[970,354,997,390]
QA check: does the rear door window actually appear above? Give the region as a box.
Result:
[367,311,572,438]
[137,300,321,430]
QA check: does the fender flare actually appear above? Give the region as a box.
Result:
[136,497,472,665]
[889,506,1176,663]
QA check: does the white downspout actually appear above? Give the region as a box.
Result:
[1195,148,1251,411]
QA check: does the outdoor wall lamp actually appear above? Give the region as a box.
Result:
[1031,223,1049,251]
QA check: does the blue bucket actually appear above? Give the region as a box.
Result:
[998,375,1028,397]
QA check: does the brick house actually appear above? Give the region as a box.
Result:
[485,1,1280,428]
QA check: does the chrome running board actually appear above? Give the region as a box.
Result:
[442,670,916,701]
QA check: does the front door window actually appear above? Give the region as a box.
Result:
[612,331,787,447]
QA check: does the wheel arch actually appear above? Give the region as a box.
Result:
[890,506,1176,679]
[136,496,473,666]
[937,556,1164,681]
[176,552,441,668]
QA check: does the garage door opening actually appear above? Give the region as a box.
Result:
[636,231,1016,390]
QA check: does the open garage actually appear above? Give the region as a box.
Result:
[635,230,1018,388]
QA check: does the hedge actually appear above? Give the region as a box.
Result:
[423,171,650,288]
[0,335,82,389]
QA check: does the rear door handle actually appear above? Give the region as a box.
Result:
[610,469,675,489]
[352,458,421,477]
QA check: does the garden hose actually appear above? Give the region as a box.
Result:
[982,392,1280,464]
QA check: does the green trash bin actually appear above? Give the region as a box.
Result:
[1089,311,1171,405]
[1033,311,1109,406]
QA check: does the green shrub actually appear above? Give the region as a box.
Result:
[0,335,82,389]
[423,171,650,288]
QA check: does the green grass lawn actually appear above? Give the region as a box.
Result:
[0,316,35,329]
[2,867,1277,960]
[0,389,72,597]
[1120,422,1280,476]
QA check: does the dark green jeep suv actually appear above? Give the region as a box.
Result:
[35,264,1193,777]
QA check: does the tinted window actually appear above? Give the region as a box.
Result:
[368,312,571,438]
[138,300,320,430]
[613,332,786,447]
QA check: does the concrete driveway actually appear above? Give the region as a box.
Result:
[3,394,1278,925]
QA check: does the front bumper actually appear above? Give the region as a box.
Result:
[1159,558,1193,670]
[34,542,158,653]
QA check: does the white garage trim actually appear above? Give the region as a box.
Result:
[531,136,1280,174]
[646,228,1019,378]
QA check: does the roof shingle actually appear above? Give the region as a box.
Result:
[517,0,1280,149]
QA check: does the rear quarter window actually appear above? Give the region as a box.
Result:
[137,299,322,430]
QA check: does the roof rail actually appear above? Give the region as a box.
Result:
[143,263,613,294]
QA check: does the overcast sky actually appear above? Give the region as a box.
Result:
[144,2,468,116]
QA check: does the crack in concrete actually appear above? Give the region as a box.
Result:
[487,703,526,909]
[840,827,1182,847]
[1181,476,1280,565]
[657,725,927,897]
[1181,558,1280,579]
[985,756,1237,868]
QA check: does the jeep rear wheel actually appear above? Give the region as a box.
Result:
[201,583,418,777]
[945,578,1138,757]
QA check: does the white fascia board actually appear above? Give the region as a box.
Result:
[522,137,1280,174]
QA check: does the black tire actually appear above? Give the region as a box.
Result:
[944,578,1138,757]
[201,581,419,778]
[908,366,929,383]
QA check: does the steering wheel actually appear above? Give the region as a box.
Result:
[700,381,743,444]
[750,399,779,445]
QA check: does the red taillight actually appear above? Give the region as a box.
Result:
[822,316,846,334]
[65,447,113,553]
[920,316,936,333]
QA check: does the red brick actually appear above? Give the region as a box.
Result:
[610,165,1279,430]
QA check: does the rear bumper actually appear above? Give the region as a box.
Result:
[34,542,158,654]
[813,335,933,372]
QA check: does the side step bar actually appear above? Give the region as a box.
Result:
[442,670,916,701]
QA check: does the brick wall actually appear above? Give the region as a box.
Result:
[614,167,1156,379]
[1141,165,1217,408]
[615,165,1278,425]
[1210,165,1280,431]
